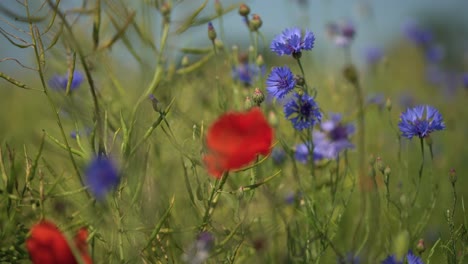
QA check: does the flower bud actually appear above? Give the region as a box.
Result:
[181,55,189,67]
[252,88,265,106]
[343,64,359,85]
[376,156,385,173]
[207,22,217,42]
[449,168,457,184]
[425,135,433,146]
[244,96,253,109]
[384,166,391,184]
[393,230,410,261]
[295,75,305,87]
[385,98,392,111]
[368,154,376,165]
[256,54,264,67]
[214,0,223,16]
[416,239,426,254]
[238,3,250,17]
[214,39,224,50]
[250,14,262,31]
[268,111,279,127]
[160,2,171,21]
[149,94,161,113]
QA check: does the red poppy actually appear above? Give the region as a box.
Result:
[26,220,92,264]
[204,107,273,178]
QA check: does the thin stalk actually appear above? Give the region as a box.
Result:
[46,0,105,154]
[25,0,85,188]
[200,172,229,232]
[411,137,425,206]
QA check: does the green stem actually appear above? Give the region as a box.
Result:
[411,137,425,206]
[200,172,229,231]
[25,0,85,189]
[46,0,105,154]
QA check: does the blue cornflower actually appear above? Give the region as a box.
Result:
[270,27,315,56]
[402,20,433,47]
[398,105,445,139]
[462,73,468,89]
[271,147,286,165]
[314,114,355,160]
[366,93,385,110]
[85,155,119,200]
[48,70,84,91]
[381,251,423,264]
[294,114,355,162]
[425,44,444,64]
[232,63,264,86]
[284,93,321,130]
[266,66,296,99]
[363,46,384,65]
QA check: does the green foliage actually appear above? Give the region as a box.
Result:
[0,1,467,263]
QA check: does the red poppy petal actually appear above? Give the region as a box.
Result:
[204,107,273,177]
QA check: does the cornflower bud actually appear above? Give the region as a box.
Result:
[207,22,217,42]
[250,14,262,31]
[238,3,250,17]
[252,88,265,106]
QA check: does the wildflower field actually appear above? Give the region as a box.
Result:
[1,0,467,263]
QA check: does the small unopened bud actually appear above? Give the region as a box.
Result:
[149,94,161,113]
[449,168,457,184]
[238,3,250,17]
[425,135,433,146]
[214,39,224,50]
[181,56,189,67]
[384,166,391,177]
[416,239,426,254]
[207,22,217,42]
[343,64,359,85]
[256,54,264,67]
[292,51,302,60]
[244,96,253,109]
[268,111,278,127]
[385,98,392,111]
[368,154,376,165]
[237,186,245,200]
[160,2,171,20]
[376,156,385,173]
[214,0,223,15]
[248,45,255,54]
[295,75,305,87]
[384,166,391,184]
[252,88,265,106]
[250,14,262,31]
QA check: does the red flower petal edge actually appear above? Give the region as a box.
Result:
[26,220,92,264]
[204,107,273,178]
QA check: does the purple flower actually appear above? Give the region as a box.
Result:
[48,70,84,91]
[284,93,322,130]
[85,155,119,200]
[366,93,385,109]
[398,105,445,139]
[326,20,356,48]
[266,66,296,99]
[363,46,384,65]
[381,255,402,264]
[182,232,215,264]
[462,73,468,89]
[271,147,286,165]
[381,251,423,264]
[270,27,315,56]
[314,114,355,160]
[425,44,444,64]
[402,20,433,47]
[232,63,264,86]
